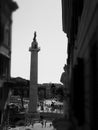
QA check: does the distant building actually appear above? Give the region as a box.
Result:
[11,78,63,100]
[38,83,63,99]
[61,0,98,130]
[0,0,18,126]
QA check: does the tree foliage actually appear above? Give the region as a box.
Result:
[56,86,65,101]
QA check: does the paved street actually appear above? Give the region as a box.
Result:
[9,121,55,130]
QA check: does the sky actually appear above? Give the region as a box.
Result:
[11,0,68,84]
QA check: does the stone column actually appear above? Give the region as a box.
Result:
[28,32,40,118]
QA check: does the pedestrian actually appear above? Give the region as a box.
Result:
[31,119,34,127]
[50,123,52,127]
[41,120,44,128]
[40,115,43,121]
[44,120,47,127]
[40,115,44,127]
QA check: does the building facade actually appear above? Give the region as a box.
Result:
[0,0,18,127]
[61,0,98,130]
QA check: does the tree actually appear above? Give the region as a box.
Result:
[11,77,28,109]
[56,86,65,102]
[38,89,45,101]
[50,84,56,99]
[18,87,24,108]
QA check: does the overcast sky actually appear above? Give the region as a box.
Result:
[11,0,68,83]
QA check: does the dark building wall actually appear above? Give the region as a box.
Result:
[74,2,98,129]
[61,0,98,130]
[83,36,98,130]
[89,36,98,130]
[0,0,18,126]
[72,58,85,126]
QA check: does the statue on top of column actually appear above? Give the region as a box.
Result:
[31,31,38,49]
[33,31,37,42]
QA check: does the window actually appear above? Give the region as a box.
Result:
[0,88,3,100]
[0,21,4,43]
[0,55,9,79]
[4,22,9,46]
